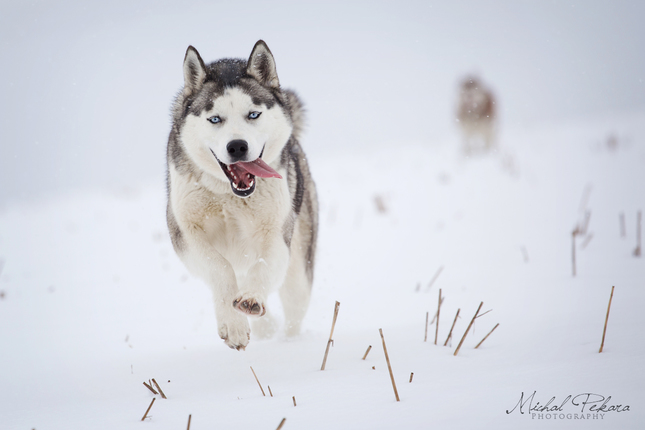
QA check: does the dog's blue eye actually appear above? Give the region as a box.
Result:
[208,116,221,124]
[248,111,261,120]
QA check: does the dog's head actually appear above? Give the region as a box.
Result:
[177,41,292,197]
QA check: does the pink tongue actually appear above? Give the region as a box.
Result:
[236,159,282,179]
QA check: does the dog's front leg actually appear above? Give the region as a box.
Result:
[233,238,290,319]
[181,238,250,350]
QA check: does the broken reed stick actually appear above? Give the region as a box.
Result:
[362,345,372,360]
[435,289,442,345]
[321,301,341,370]
[152,378,166,399]
[379,328,400,402]
[426,265,444,291]
[430,296,445,324]
[141,398,155,421]
[143,381,158,395]
[571,231,577,277]
[276,418,287,430]
[580,233,594,250]
[409,372,414,383]
[475,323,500,349]
[187,414,192,430]
[619,212,626,238]
[599,286,615,353]
[424,312,429,342]
[250,367,266,396]
[268,385,273,397]
[454,302,483,356]
[292,396,297,407]
[444,308,461,346]
[635,211,642,257]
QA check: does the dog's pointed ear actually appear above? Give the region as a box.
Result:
[183,46,207,96]
[246,40,280,89]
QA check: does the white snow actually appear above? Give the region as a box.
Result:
[1,113,644,429]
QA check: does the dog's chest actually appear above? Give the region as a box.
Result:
[203,181,290,268]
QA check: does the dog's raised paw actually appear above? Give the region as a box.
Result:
[233,295,266,316]
[218,319,250,351]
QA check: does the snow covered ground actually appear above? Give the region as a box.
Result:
[1,112,644,429]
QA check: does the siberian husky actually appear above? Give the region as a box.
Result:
[456,76,496,154]
[166,40,318,350]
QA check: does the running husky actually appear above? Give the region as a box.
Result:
[456,76,496,154]
[166,40,318,350]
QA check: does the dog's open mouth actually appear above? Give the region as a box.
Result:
[217,158,283,197]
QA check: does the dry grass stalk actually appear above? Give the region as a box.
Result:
[454,302,483,356]
[276,418,287,430]
[143,381,158,395]
[250,367,266,396]
[599,286,615,353]
[152,378,166,399]
[430,296,445,324]
[435,288,442,345]
[620,212,626,238]
[292,396,297,407]
[580,233,594,250]
[424,312,429,342]
[268,385,273,397]
[409,372,414,383]
[571,231,577,277]
[362,345,372,360]
[475,323,500,349]
[379,328,400,402]
[321,301,341,370]
[634,211,642,257]
[426,265,444,291]
[444,308,461,346]
[187,414,192,430]
[141,398,155,421]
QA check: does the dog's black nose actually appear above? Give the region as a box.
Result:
[226,140,249,160]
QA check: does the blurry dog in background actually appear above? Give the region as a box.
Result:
[456,76,496,154]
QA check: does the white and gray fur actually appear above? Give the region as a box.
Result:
[456,76,496,154]
[166,40,318,350]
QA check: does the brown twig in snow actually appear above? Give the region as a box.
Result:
[454,302,483,356]
[444,308,461,346]
[143,381,158,395]
[187,414,192,430]
[571,231,577,277]
[152,378,166,399]
[268,385,273,397]
[141,398,155,421]
[321,301,340,370]
[435,289,442,345]
[362,345,372,360]
[426,266,444,291]
[580,233,594,250]
[409,372,414,383]
[276,418,287,430]
[430,296,445,324]
[250,367,266,396]
[599,286,615,353]
[475,323,500,349]
[424,312,429,342]
[379,328,400,401]
[634,211,642,257]
[292,396,297,407]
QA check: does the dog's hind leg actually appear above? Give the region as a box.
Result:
[279,233,312,337]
